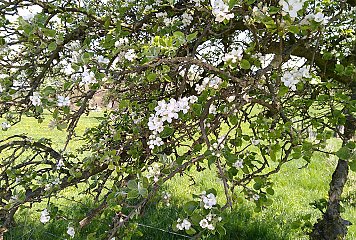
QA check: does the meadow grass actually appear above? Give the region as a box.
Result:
[2,114,356,240]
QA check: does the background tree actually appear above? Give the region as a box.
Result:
[0,0,355,239]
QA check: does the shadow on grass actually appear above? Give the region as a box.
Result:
[5,197,300,240]
[135,201,297,240]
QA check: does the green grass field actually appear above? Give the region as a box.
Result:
[2,113,356,240]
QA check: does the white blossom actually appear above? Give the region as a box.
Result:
[67,226,75,238]
[181,219,192,230]
[209,104,217,115]
[18,6,42,21]
[57,95,70,107]
[253,194,260,201]
[162,192,171,206]
[251,139,260,145]
[146,162,160,182]
[313,12,324,23]
[281,66,311,91]
[177,218,191,230]
[56,159,64,169]
[97,55,110,64]
[207,224,215,230]
[195,76,222,94]
[227,95,235,102]
[81,68,97,85]
[30,92,41,106]
[115,38,129,48]
[40,209,50,223]
[182,12,193,26]
[222,48,243,64]
[233,159,243,169]
[201,193,217,209]
[125,49,137,61]
[211,0,234,22]
[199,218,209,228]
[279,0,306,18]
[147,96,196,149]
[1,122,11,130]
[148,134,164,149]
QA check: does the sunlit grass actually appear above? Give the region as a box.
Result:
[2,113,356,239]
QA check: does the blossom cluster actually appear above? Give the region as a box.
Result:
[1,121,11,130]
[176,218,192,230]
[195,76,222,94]
[281,66,311,91]
[30,92,41,106]
[67,226,75,238]
[199,213,222,230]
[210,135,226,157]
[147,96,198,149]
[182,12,193,27]
[80,67,97,85]
[301,12,325,25]
[279,0,306,18]
[29,92,71,108]
[162,191,171,206]
[146,162,160,182]
[125,49,137,62]
[57,95,70,107]
[115,37,129,48]
[232,159,243,169]
[155,12,178,27]
[44,177,60,191]
[40,209,50,223]
[222,48,243,64]
[211,0,234,22]
[201,192,217,209]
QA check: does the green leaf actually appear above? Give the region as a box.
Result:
[183,201,198,215]
[266,188,275,195]
[48,42,57,51]
[229,115,238,125]
[336,147,351,160]
[127,180,138,189]
[138,187,148,198]
[42,28,56,37]
[208,155,217,168]
[190,212,202,225]
[160,126,174,138]
[192,103,202,116]
[127,189,139,199]
[185,227,197,235]
[335,64,344,74]
[186,32,198,42]
[172,222,179,232]
[346,141,356,149]
[57,123,67,131]
[302,214,311,220]
[349,160,356,172]
[217,225,226,235]
[278,85,289,97]
[240,59,251,70]
[173,31,186,45]
[0,37,5,45]
[291,220,302,229]
[288,25,300,34]
[147,73,157,82]
[253,182,262,190]
[206,188,217,196]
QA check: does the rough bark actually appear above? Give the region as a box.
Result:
[310,83,356,239]
[310,159,350,240]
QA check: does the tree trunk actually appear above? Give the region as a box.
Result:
[310,83,356,239]
[309,159,350,240]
